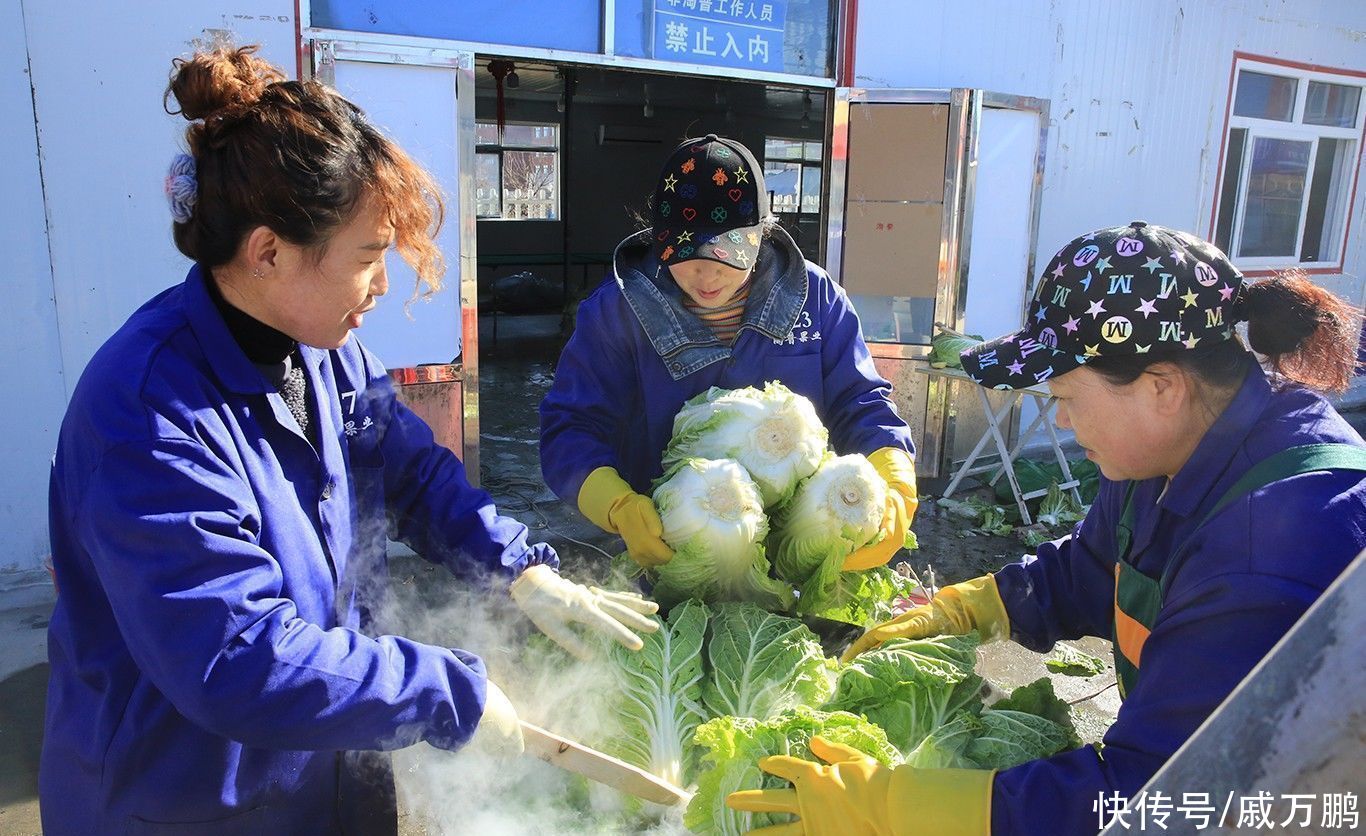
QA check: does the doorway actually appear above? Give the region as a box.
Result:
[472,57,830,358]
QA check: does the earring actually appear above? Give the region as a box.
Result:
[252,267,264,280]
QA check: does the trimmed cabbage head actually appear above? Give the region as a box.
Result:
[650,458,795,611]
[771,453,888,611]
[663,383,828,508]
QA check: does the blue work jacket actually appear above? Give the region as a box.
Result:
[989,358,1366,835]
[539,226,914,503]
[41,265,555,835]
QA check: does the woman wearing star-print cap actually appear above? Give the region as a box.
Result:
[726,221,1366,836]
[540,134,917,574]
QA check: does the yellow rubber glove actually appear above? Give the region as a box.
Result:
[725,736,994,836]
[842,448,918,572]
[840,574,1010,663]
[577,466,674,567]
[869,446,919,526]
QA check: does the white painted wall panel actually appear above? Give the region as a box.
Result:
[1,0,67,580]
[23,1,295,385]
[3,1,295,584]
[856,0,1366,408]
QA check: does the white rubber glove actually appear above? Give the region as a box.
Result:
[510,564,660,661]
[468,679,524,757]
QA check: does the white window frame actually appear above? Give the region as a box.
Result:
[763,136,824,217]
[1214,56,1366,273]
[475,120,561,221]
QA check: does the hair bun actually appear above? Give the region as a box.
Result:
[167,45,284,121]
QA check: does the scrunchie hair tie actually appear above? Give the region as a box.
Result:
[164,153,198,223]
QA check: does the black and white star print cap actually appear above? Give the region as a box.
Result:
[960,222,1247,390]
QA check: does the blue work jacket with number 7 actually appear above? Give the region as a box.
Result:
[41,265,556,835]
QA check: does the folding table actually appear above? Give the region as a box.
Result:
[916,365,1083,525]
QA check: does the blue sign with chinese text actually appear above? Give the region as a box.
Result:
[652,0,788,72]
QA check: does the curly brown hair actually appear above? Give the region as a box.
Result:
[165,44,446,302]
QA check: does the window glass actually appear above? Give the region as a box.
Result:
[501,150,559,219]
[500,123,558,148]
[1219,63,1361,267]
[765,159,802,214]
[1238,137,1311,258]
[1303,81,1361,128]
[1233,71,1297,121]
[1300,138,1355,262]
[800,163,822,213]
[765,137,821,215]
[476,122,500,145]
[476,122,560,220]
[765,138,805,160]
[475,152,501,218]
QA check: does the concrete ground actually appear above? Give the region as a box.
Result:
[1,312,1359,833]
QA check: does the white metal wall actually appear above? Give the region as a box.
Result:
[1,0,67,581]
[1,0,296,585]
[855,0,1366,409]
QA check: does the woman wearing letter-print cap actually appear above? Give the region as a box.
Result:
[726,222,1366,836]
[540,134,917,577]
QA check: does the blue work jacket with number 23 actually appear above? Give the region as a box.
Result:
[540,226,914,503]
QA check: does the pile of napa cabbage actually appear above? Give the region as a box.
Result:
[635,382,918,625]
[591,602,1080,835]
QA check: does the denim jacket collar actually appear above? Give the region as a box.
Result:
[612,225,809,380]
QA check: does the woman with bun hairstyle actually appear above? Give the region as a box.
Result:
[726,223,1366,835]
[42,45,658,835]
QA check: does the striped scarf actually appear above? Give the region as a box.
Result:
[682,280,751,345]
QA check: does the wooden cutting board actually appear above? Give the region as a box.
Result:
[520,721,693,807]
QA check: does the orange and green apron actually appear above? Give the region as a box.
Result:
[1111,443,1366,698]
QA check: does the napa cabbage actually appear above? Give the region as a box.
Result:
[606,599,709,787]
[685,707,900,836]
[771,453,915,615]
[662,382,827,508]
[649,458,794,611]
[822,634,984,756]
[701,603,834,721]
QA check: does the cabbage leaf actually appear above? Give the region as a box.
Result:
[685,707,900,836]
[822,634,984,756]
[702,603,834,721]
[606,599,710,786]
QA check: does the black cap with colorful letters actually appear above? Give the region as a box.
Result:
[650,134,769,271]
[960,222,1248,390]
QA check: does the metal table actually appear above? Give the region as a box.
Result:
[917,365,1082,525]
